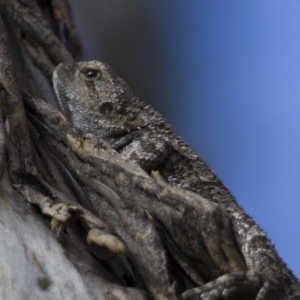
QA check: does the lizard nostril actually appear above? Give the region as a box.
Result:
[65,63,73,71]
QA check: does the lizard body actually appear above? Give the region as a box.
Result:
[53,60,300,299]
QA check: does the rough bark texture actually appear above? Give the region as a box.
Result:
[0,1,126,299]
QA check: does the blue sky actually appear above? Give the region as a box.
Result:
[72,1,300,278]
[155,1,300,277]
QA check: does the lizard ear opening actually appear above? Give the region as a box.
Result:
[99,102,113,115]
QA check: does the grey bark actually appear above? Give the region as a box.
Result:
[0,1,114,299]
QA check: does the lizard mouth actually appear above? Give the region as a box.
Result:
[52,67,81,122]
[52,71,68,116]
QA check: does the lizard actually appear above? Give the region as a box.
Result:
[52,60,300,299]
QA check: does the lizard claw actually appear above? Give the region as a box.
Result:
[182,271,274,300]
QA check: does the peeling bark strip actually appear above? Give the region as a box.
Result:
[0,1,299,300]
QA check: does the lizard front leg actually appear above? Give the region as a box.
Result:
[119,133,172,171]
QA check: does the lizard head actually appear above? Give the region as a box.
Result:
[53,60,165,141]
[53,61,140,134]
[53,60,131,119]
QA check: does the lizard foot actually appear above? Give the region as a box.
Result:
[182,271,274,300]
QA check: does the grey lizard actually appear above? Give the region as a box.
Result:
[52,60,300,300]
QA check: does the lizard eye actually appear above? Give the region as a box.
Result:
[82,68,102,80]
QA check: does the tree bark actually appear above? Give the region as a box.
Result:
[0,1,123,299]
